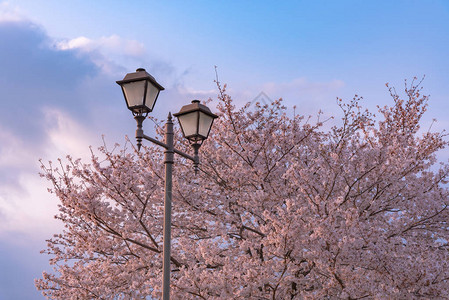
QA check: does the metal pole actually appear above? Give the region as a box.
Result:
[135,112,200,299]
[162,113,174,300]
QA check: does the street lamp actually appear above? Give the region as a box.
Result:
[174,100,217,144]
[117,67,164,115]
[117,68,217,300]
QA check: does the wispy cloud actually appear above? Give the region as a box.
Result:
[57,35,146,57]
[0,2,26,22]
[56,35,147,75]
[0,107,98,236]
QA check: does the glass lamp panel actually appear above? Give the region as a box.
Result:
[178,112,199,138]
[145,82,160,111]
[198,111,214,138]
[122,80,146,108]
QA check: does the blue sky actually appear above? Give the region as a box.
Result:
[0,1,448,298]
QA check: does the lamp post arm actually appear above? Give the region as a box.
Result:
[142,134,196,162]
[134,115,196,162]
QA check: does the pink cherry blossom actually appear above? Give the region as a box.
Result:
[36,80,449,299]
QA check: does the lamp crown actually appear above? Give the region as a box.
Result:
[117,68,165,115]
[173,100,218,144]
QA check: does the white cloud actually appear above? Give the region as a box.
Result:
[56,35,147,75]
[42,107,97,159]
[0,108,98,239]
[0,126,34,169]
[57,34,146,57]
[0,2,26,23]
[0,173,60,240]
[57,36,91,50]
[177,85,216,99]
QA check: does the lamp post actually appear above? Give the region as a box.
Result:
[117,68,217,300]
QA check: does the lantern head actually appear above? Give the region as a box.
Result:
[116,68,164,115]
[173,100,218,144]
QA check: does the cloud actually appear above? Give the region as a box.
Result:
[0,172,60,236]
[0,125,33,170]
[0,19,102,235]
[0,107,98,235]
[43,108,98,157]
[0,21,99,142]
[53,34,206,108]
[57,35,146,57]
[55,35,148,75]
[0,22,97,87]
[0,125,36,196]
[0,2,26,22]
[0,18,106,293]
[0,104,101,299]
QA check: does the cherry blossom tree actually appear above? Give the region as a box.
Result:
[36,79,449,299]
